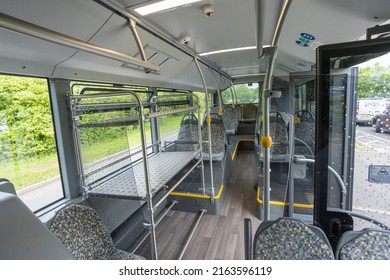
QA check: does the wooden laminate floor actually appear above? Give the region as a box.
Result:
[135,149,262,260]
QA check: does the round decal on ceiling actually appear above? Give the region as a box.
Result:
[295,32,316,47]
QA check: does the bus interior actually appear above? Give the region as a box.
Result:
[1,0,390,260]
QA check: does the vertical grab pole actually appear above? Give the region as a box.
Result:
[136,93,158,260]
[261,0,293,220]
[193,94,206,195]
[230,80,238,106]
[194,58,215,203]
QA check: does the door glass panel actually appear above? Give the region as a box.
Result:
[353,52,390,229]
[318,48,390,231]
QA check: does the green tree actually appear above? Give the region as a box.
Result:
[358,63,390,98]
[0,76,55,161]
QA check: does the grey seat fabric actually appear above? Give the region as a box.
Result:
[336,228,390,260]
[210,105,239,134]
[295,122,315,157]
[201,123,226,161]
[241,104,257,122]
[221,106,239,134]
[49,204,145,260]
[176,123,199,151]
[254,218,334,260]
[259,112,290,162]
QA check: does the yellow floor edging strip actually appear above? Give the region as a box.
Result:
[170,184,224,200]
[231,139,255,160]
[256,187,314,209]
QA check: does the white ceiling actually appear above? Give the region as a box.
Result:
[0,0,389,90]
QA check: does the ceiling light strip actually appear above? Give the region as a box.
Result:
[199,46,257,57]
[135,0,201,16]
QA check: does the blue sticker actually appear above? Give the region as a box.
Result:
[300,33,315,41]
[296,32,316,47]
[295,40,309,47]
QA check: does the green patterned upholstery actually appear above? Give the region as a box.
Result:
[49,204,145,260]
[336,228,390,260]
[254,218,334,260]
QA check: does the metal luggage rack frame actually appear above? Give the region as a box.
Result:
[68,85,205,259]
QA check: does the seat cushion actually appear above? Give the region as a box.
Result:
[50,204,144,260]
[337,229,390,260]
[254,219,334,260]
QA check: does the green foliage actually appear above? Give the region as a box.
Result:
[221,84,259,104]
[0,76,56,161]
[358,63,390,98]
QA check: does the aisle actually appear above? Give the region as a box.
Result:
[135,150,261,260]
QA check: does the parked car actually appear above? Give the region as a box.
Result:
[372,109,390,133]
[356,99,387,125]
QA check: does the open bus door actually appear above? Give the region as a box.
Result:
[315,37,390,249]
[288,68,357,222]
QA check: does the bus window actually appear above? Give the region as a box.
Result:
[221,88,234,104]
[0,74,64,212]
[156,90,191,148]
[222,83,259,104]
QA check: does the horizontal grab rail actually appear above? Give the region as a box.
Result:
[77,116,139,128]
[0,12,160,72]
[146,106,199,119]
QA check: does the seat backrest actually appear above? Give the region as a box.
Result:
[0,191,74,260]
[295,121,315,157]
[241,104,257,122]
[221,106,239,134]
[258,111,291,161]
[176,123,199,151]
[50,204,144,260]
[253,218,335,260]
[50,204,118,260]
[202,123,226,161]
[269,121,288,155]
[336,228,390,260]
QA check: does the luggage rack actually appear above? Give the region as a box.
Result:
[69,85,205,259]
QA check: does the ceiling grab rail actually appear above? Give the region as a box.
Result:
[0,12,159,73]
[128,19,148,63]
[255,0,266,59]
[260,0,293,220]
[94,0,232,81]
[194,58,215,204]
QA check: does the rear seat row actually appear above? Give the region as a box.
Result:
[209,104,258,134]
[176,104,258,161]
